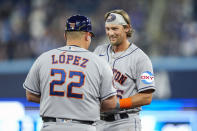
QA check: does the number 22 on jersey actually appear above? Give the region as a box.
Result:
[50,68,85,99]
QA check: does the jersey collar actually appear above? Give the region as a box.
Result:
[57,45,89,52]
[107,43,138,59]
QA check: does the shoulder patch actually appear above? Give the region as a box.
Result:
[140,71,154,84]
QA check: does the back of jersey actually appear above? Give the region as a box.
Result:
[23,45,116,121]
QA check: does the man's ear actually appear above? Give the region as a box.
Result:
[124,25,130,33]
[85,32,90,41]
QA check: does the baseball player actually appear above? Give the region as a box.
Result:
[94,9,156,131]
[23,15,117,131]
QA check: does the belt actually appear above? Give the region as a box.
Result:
[42,117,95,125]
[101,113,129,122]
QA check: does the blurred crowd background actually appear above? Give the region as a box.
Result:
[1,0,197,61]
[1,0,197,99]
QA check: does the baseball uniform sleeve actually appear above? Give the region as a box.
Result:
[93,46,99,55]
[136,55,155,92]
[94,45,103,55]
[99,60,117,101]
[94,44,109,55]
[23,57,41,95]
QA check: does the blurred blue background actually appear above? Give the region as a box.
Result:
[0,0,197,130]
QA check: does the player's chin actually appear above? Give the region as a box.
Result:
[110,41,119,46]
[109,40,117,45]
[110,42,116,46]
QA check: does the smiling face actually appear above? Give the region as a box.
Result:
[105,24,128,46]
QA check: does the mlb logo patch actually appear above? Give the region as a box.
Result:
[141,71,154,84]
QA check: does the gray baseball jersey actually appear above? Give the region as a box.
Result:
[94,43,155,114]
[23,45,116,121]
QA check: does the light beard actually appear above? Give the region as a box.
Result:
[109,36,122,46]
[110,41,121,46]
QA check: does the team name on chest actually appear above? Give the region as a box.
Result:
[112,68,127,85]
[52,54,89,68]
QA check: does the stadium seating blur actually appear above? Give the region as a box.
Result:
[1,0,197,60]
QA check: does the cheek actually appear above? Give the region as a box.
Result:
[106,30,111,36]
[119,31,126,38]
[116,32,122,39]
[116,33,124,42]
[106,31,109,36]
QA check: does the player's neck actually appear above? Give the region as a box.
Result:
[67,41,87,49]
[112,40,130,53]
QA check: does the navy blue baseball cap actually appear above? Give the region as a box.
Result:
[65,15,95,37]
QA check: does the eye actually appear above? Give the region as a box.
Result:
[105,27,110,31]
[111,27,118,31]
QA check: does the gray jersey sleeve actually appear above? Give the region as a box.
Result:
[23,57,41,95]
[136,54,155,92]
[99,58,117,100]
[94,45,102,55]
[94,44,109,55]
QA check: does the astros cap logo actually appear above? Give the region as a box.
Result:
[69,23,76,29]
[105,13,127,25]
[106,14,116,22]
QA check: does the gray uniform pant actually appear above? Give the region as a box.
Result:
[41,121,96,131]
[96,113,141,131]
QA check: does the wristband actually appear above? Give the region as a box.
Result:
[119,97,132,109]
